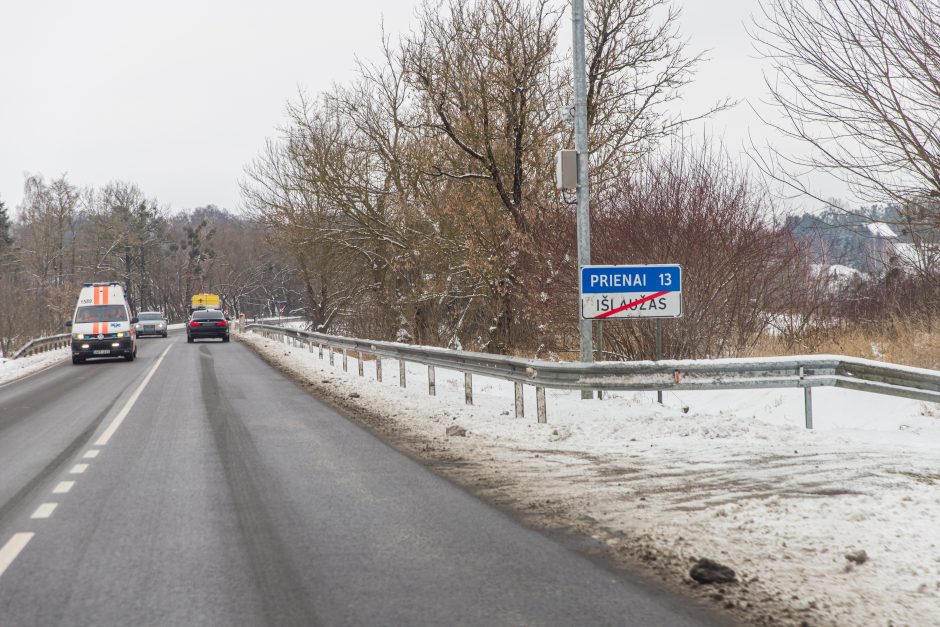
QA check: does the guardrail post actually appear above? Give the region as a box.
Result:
[428,365,436,396]
[376,357,383,382]
[464,373,473,405]
[799,365,813,429]
[536,387,546,423]
[329,346,334,366]
[308,339,314,354]
[357,352,364,376]
[514,382,524,418]
[399,360,406,387]
[342,349,348,372]
[804,387,814,429]
[318,343,323,359]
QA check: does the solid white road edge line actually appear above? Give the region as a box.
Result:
[94,345,172,447]
[31,503,57,519]
[52,481,74,494]
[0,533,34,578]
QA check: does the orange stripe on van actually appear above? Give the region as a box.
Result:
[92,322,99,334]
[103,322,109,334]
[102,286,109,304]
[93,287,100,305]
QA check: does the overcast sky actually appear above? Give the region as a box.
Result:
[0,0,845,215]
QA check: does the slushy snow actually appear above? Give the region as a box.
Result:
[242,329,940,626]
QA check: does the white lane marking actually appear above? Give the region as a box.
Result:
[83,449,100,459]
[95,345,172,447]
[31,503,58,519]
[0,533,34,578]
[70,464,88,474]
[52,481,74,494]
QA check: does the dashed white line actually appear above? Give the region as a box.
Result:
[52,481,74,494]
[69,464,88,474]
[83,449,100,459]
[95,345,172,447]
[30,503,58,519]
[0,533,34,578]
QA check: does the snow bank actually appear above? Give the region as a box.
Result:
[0,348,69,386]
[241,331,940,626]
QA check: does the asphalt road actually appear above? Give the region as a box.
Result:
[0,332,730,626]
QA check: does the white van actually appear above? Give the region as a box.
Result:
[66,282,138,365]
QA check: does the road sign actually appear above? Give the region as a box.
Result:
[580,264,682,319]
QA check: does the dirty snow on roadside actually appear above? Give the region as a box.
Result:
[241,331,940,627]
[0,348,68,386]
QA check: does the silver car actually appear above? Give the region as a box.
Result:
[136,311,168,338]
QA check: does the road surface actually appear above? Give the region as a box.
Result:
[0,332,730,626]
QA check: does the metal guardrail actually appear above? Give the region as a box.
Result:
[11,333,71,359]
[247,323,940,428]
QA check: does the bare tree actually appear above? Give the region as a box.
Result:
[585,0,731,188]
[752,0,940,208]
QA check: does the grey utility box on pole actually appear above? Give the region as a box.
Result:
[556,150,577,190]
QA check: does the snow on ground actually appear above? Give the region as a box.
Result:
[241,330,940,626]
[0,348,68,386]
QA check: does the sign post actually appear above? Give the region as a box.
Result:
[581,264,681,403]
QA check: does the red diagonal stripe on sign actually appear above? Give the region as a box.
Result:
[593,291,669,319]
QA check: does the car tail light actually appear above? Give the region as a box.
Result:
[189,321,200,327]
[215,321,227,327]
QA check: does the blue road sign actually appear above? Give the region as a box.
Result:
[580,264,682,319]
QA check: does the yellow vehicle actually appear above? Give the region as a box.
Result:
[191,293,221,311]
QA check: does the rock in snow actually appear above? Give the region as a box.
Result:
[446,425,467,437]
[689,558,738,584]
[845,549,869,565]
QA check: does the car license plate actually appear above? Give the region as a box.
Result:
[93,349,111,355]
[145,326,155,331]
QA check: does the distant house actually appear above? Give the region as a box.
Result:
[866,222,930,275]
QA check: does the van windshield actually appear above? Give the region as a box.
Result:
[74,305,128,323]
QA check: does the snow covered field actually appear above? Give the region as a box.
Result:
[241,330,940,627]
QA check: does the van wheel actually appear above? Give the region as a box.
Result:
[72,356,84,365]
[125,348,136,362]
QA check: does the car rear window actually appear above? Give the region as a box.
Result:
[193,311,224,320]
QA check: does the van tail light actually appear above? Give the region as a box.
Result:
[215,321,227,327]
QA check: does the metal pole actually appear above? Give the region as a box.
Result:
[464,373,473,405]
[596,320,604,400]
[573,0,593,399]
[536,387,547,423]
[804,386,814,429]
[655,319,663,405]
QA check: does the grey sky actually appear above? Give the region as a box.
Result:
[0,0,844,215]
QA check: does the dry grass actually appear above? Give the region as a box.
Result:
[746,318,940,370]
